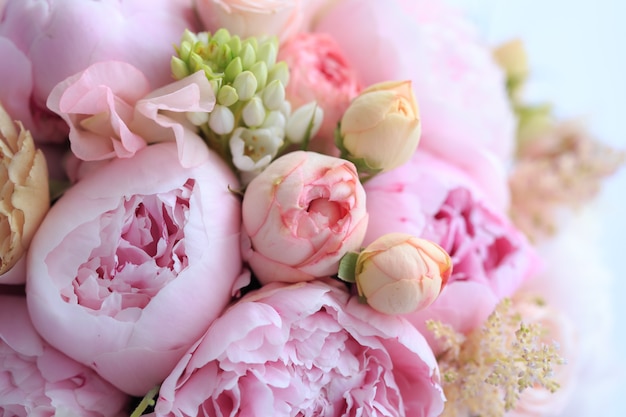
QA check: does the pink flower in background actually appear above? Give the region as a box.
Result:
[26,143,244,396]
[0,295,129,416]
[241,151,368,284]
[154,279,445,417]
[314,0,516,171]
[506,293,578,417]
[364,151,536,338]
[0,0,198,142]
[278,32,361,154]
[47,61,152,161]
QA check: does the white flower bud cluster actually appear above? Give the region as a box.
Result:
[172,29,323,181]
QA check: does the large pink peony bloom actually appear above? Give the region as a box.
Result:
[364,151,536,339]
[241,151,368,284]
[26,142,244,396]
[314,0,516,171]
[0,0,198,142]
[0,294,130,416]
[153,278,445,417]
[278,32,361,155]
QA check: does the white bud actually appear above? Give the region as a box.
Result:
[242,96,266,128]
[257,40,278,68]
[232,71,257,102]
[268,61,290,87]
[286,102,324,144]
[262,79,285,111]
[208,104,235,135]
[186,111,209,126]
[217,85,238,107]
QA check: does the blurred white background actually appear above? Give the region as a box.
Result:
[447,0,626,415]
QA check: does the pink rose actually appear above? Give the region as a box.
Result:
[195,0,304,43]
[0,0,198,142]
[314,0,516,170]
[154,278,445,417]
[278,32,361,154]
[241,151,368,284]
[0,294,130,416]
[26,142,244,396]
[48,61,215,167]
[364,151,536,338]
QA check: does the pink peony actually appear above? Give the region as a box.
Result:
[153,278,445,417]
[26,142,244,396]
[278,32,361,154]
[364,151,536,337]
[0,294,130,416]
[0,0,198,142]
[313,0,516,171]
[48,61,215,167]
[241,151,368,284]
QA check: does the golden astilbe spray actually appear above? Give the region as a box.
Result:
[427,299,565,417]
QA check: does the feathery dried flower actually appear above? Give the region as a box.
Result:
[427,299,565,417]
[0,104,49,280]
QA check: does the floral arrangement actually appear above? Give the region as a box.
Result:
[0,1,623,416]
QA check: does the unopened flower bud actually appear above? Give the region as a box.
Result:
[186,111,210,126]
[0,105,50,280]
[257,40,278,68]
[233,71,257,102]
[217,85,239,107]
[355,233,452,315]
[268,61,290,87]
[339,80,421,173]
[242,97,266,128]
[224,56,243,83]
[262,79,286,111]
[240,42,257,70]
[286,102,323,144]
[209,105,235,135]
[250,61,268,91]
[171,57,190,80]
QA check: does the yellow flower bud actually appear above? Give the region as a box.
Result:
[339,80,421,173]
[0,104,50,278]
[355,233,452,315]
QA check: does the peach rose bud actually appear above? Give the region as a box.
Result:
[0,104,49,279]
[351,233,452,315]
[338,80,421,177]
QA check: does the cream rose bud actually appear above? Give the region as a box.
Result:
[356,233,452,315]
[241,151,368,284]
[339,80,421,173]
[0,104,49,281]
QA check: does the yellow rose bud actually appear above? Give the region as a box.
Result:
[0,104,50,279]
[339,80,421,173]
[355,233,452,315]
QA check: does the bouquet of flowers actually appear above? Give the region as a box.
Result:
[0,0,623,416]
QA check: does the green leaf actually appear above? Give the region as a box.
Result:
[337,251,359,283]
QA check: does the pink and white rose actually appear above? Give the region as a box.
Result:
[153,278,445,417]
[0,294,130,416]
[195,0,305,43]
[313,0,516,170]
[26,142,244,396]
[278,32,361,154]
[364,151,536,338]
[0,0,198,142]
[241,151,368,284]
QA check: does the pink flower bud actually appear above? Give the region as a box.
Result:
[356,233,452,315]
